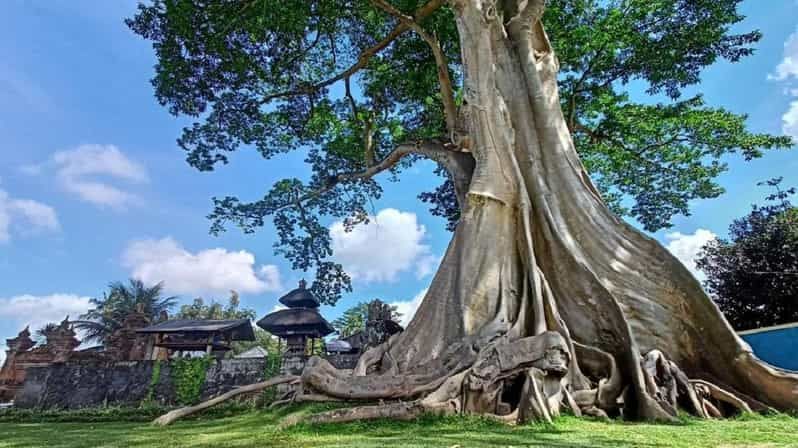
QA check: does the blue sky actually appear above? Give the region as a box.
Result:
[2,0,798,359]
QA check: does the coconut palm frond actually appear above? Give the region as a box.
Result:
[75,278,178,344]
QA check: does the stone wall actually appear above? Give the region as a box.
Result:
[14,358,266,409]
[0,322,81,402]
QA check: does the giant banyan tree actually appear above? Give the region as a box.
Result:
[130,0,798,425]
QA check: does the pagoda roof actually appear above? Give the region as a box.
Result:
[257,308,334,338]
[278,280,320,308]
[136,319,255,341]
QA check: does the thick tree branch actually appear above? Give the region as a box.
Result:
[343,77,376,166]
[153,376,299,426]
[370,0,458,136]
[273,140,472,214]
[259,0,446,105]
[341,140,469,183]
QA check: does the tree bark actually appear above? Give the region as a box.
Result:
[297,0,798,423]
[152,376,298,426]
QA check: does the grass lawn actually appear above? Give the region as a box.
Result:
[1,406,797,448]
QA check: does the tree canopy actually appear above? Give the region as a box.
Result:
[127,0,792,305]
[174,291,256,320]
[697,179,798,331]
[331,300,402,337]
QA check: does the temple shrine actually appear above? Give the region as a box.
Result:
[257,280,335,376]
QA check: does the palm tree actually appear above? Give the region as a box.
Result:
[332,300,402,338]
[332,304,368,339]
[73,279,177,344]
[35,322,59,342]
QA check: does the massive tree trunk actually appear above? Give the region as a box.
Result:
[157,0,798,427]
[301,0,798,422]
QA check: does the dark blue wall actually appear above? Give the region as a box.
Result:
[740,326,798,371]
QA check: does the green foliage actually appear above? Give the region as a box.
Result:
[305,338,325,357]
[0,402,259,424]
[696,179,798,330]
[332,301,402,338]
[259,352,283,404]
[264,353,281,378]
[231,327,282,358]
[170,356,213,405]
[144,360,163,404]
[0,405,169,423]
[332,305,367,339]
[127,0,793,304]
[175,291,255,321]
[73,279,177,344]
[572,96,791,230]
[543,0,792,230]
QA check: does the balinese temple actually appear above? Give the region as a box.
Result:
[257,280,335,375]
[0,327,35,401]
[0,318,81,402]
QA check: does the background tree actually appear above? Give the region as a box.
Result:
[231,327,282,356]
[174,291,256,320]
[332,300,402,337]
[74,279,177,344]
[131,0,798,424]
[697,179,798,331]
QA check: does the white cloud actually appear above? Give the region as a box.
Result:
[258,265,283,292]
[664,229,717,281]
[122,237,283,296]
[52,144,148,209]
[0,294,92,332]
[330,208,436,283]
[0,189,59,243]
[390,288,427,328]
[769,27,798,82]
[783,99,798,140]
[0,345,5,366]
[770,28,798,141]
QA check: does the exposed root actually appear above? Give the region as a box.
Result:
[282,331,761,427]
[691,379,753,415]
[562,386,582,417]
[353,336,393,376]
[291,401,440,426]
[640,350,752,418]
[155,336,762,429]
[295,332,579,426]
[303,356,457,400]
[152,376,298,426]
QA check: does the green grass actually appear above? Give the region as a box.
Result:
[1,406,797,448]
